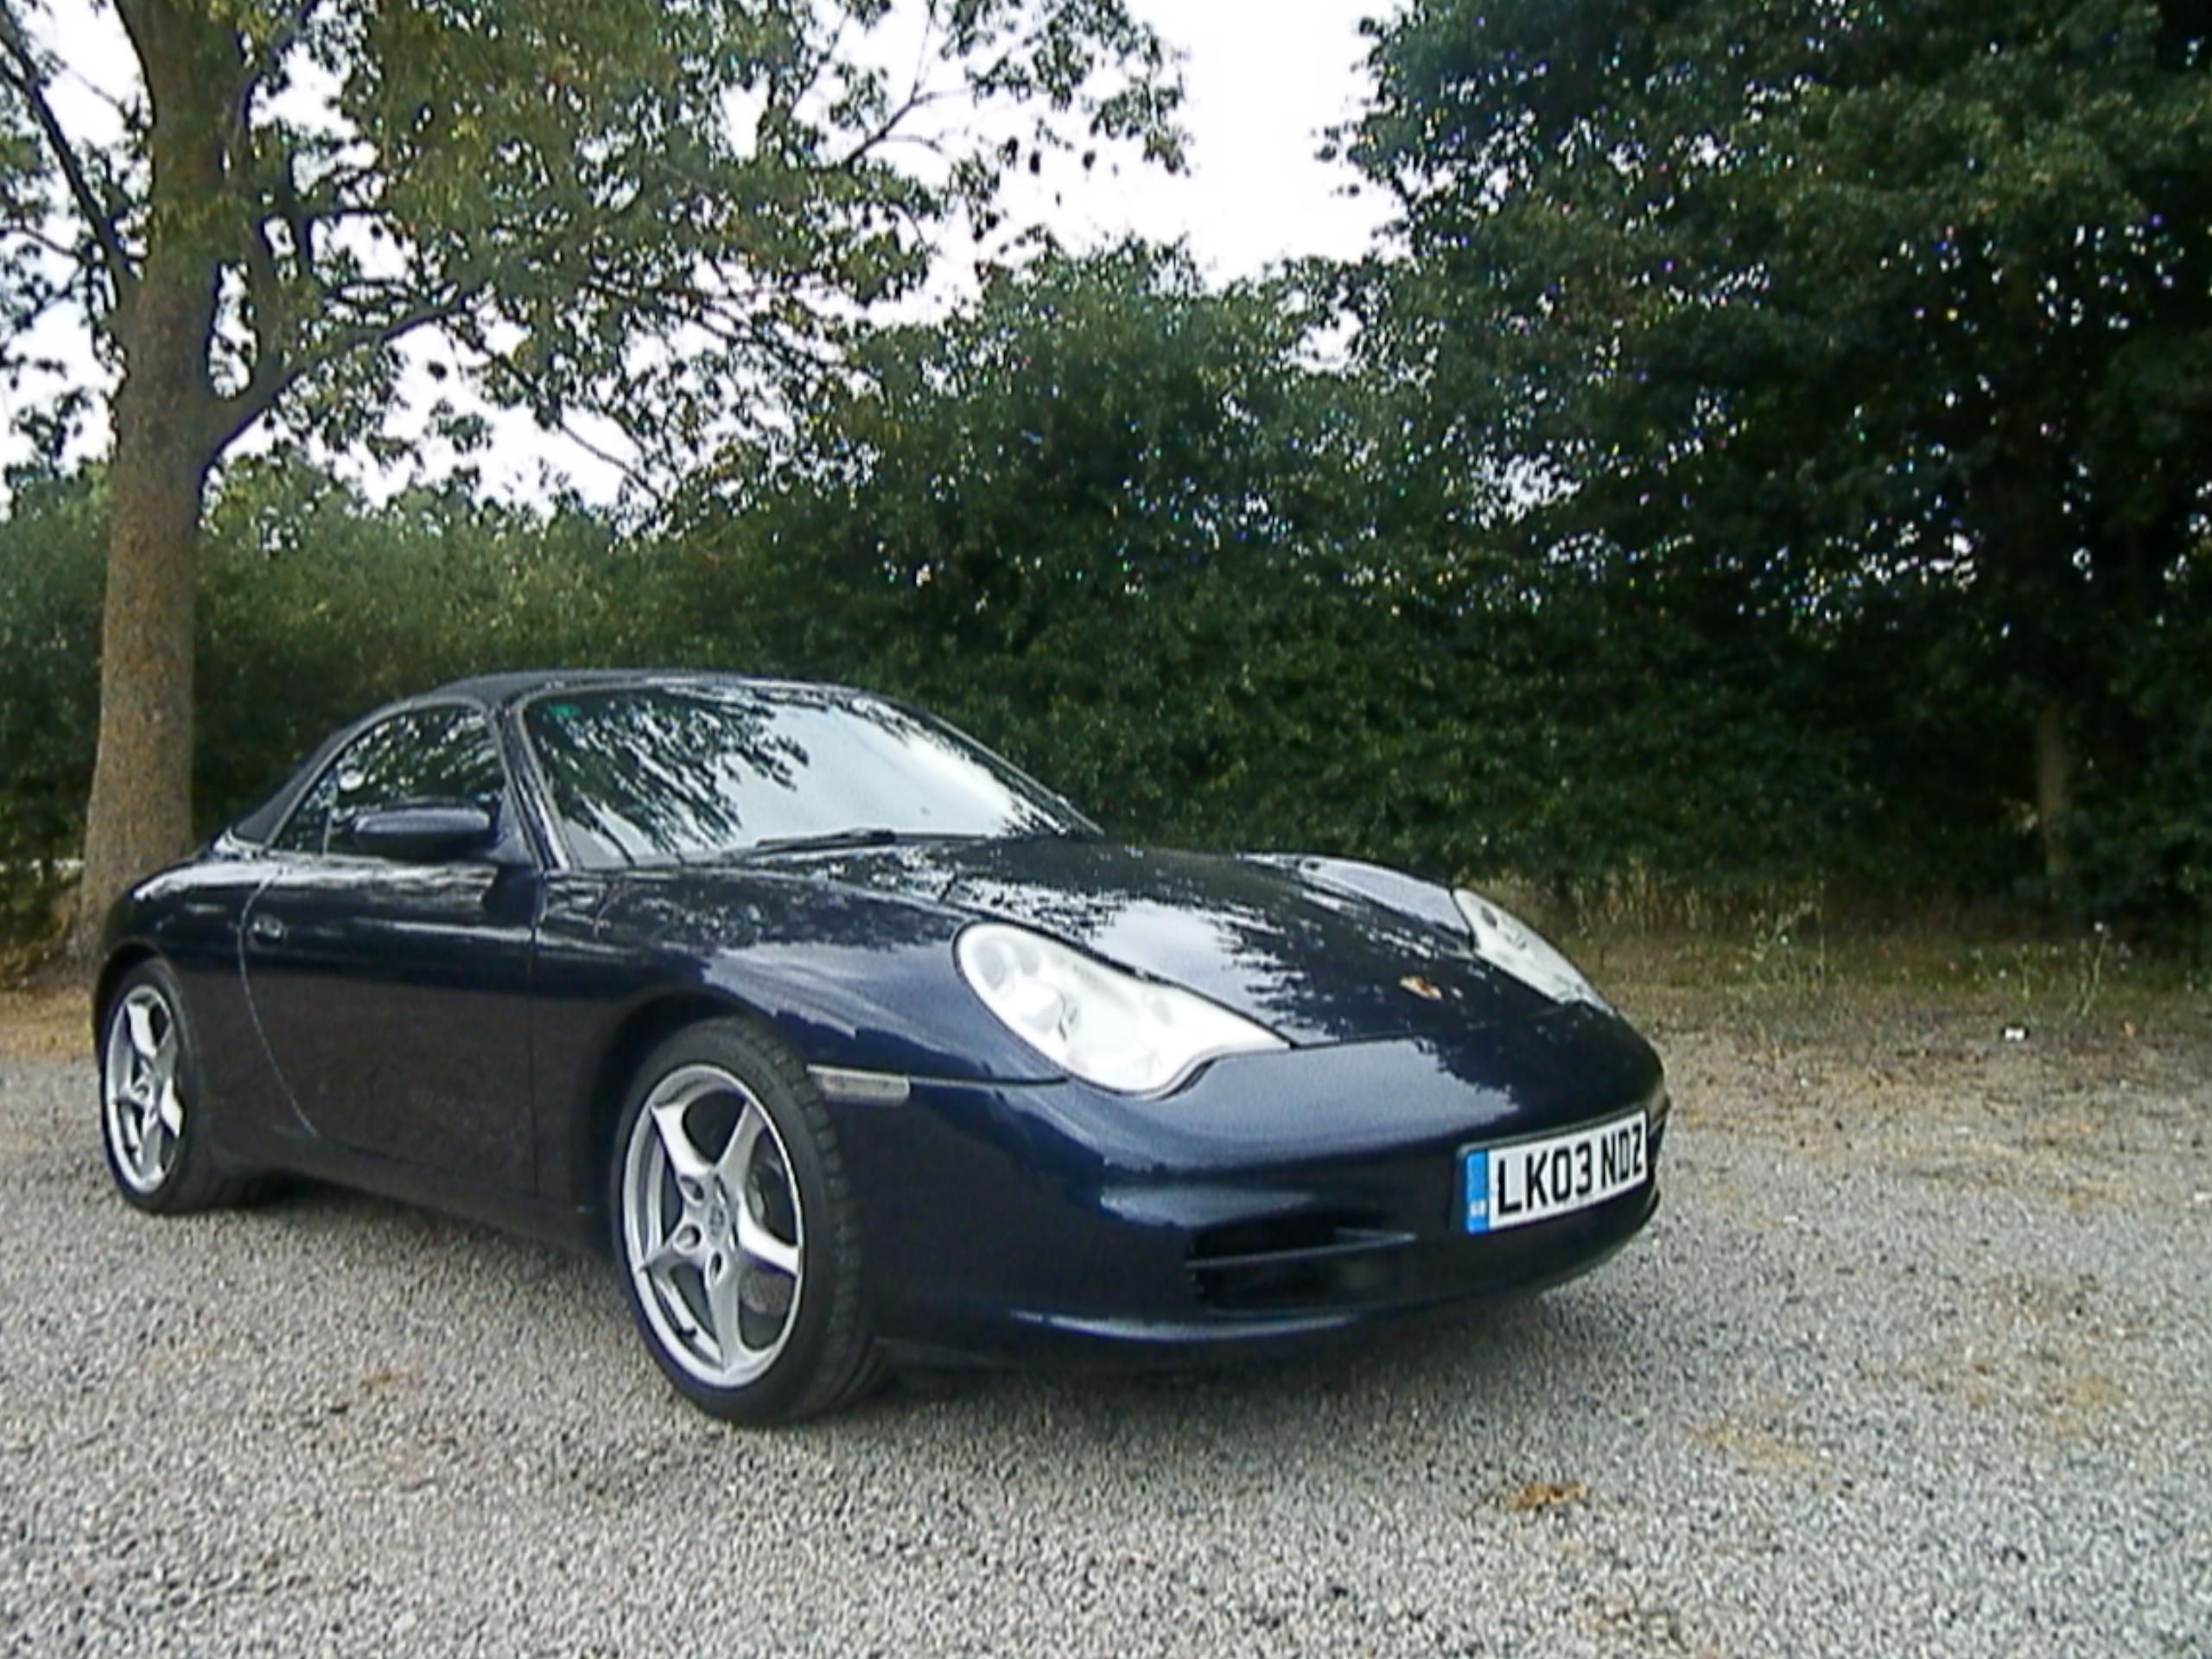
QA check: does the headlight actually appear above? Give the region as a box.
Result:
[1452,888,1610,1011]
[955,922,1287,1094]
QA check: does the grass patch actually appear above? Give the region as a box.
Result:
[0,984,86,1062]
[1572,918,2210,1046]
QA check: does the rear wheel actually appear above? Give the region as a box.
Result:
[610,1019,879,1424]
[99,960,257,1213]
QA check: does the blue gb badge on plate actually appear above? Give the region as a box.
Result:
[1463,1148,1492,1232]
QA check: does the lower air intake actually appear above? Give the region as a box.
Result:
[1186,1213,1414,1312]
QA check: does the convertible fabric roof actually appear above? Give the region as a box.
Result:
[427,668,817,708]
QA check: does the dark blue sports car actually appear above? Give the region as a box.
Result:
[97,671,1668,1423]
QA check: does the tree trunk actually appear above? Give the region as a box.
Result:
[2033,696,2074,885]
[70,290,219,962]
[67,0,229,966]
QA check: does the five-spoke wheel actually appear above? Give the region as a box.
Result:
[98,960,254,1213]
[610,1020,878,1422]
[103,982,185,1197]
[621,1061,807,1388]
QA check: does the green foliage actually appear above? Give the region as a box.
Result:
[8,236,2194,947]
[193,457,673,820]
[671,248,1907,897]
[6,0,1190,948]
[667,245,1397,842]
[2069,557,2212,935]
[0,467,101,939]
[1344,0,2212,923]
[1,0,1187,481]
[0,456,667,941]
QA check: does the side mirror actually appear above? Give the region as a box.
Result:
[344,802,502,863]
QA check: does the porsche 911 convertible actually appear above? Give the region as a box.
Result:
[96,671,1668,1422]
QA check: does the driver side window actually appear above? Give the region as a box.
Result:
[274,706,508,855]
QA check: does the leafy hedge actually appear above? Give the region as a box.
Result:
[0,474,102,942]
[3,252,2205,949]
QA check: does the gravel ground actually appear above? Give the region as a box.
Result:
[2,998,2208,1658]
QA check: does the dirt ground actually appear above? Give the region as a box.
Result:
[0,982,86,1063]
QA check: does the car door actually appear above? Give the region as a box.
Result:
[240,702,540,1188]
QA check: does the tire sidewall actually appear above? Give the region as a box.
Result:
[609,1020,859,1423]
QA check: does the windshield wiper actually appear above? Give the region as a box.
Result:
[740,823,1098,859]
[740,827,907,858]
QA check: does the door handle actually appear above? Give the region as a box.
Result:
[248,912,287,945]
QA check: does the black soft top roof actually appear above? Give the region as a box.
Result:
[423,667,866,709]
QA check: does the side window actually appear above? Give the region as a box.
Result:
[273,707,507,855]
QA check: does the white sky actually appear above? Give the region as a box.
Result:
[1,0,1396,505]
[1039,0,1392,283]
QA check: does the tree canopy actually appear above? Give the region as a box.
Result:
[3,0,1184,478]
[1344,0,2212,903]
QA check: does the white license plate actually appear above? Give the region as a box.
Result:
[1462,1111,1648,1234]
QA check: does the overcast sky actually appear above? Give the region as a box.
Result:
[1,0,1397,504]
[1050,0,1393,282]
[509,0,1401,499]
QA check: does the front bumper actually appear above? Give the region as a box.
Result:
[829,1010,1669,1367]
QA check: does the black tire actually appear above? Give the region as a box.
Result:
[98,959,263,1214]
[608,1018,880,1425]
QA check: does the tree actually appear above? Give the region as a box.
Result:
[713,245,1354,654]
[1345,0,2212,893]
[671,245,1395,836]
[0,0,1181,956]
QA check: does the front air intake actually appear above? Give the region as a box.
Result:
[1186,1213,1415,1312]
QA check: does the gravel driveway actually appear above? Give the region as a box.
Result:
[2,1000,2207,1657]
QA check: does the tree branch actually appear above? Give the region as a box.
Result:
[834,8,962,183]
[229,213,291,423]
[0,219,92,263]
[272,153,320,272]
[218,184,597,444]
[0,0,138,308]
[227,0,320,143]
[472,346,671,511]
[210,284,481,449]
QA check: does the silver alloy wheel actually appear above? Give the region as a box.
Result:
[103,984,185,1195]
[620,1062,805,1389]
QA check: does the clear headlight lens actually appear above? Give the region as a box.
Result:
[1452,888,1611,1011]
[955,922,1287,1094]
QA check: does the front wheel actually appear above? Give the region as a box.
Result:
[99,960,257,1213]
[610,1019,879,1424]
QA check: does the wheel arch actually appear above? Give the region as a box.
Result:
[91,944,159,1048]
[574,988,779,1220]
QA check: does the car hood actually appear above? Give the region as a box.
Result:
[782,837,1555,1046]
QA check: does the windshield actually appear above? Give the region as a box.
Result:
[520,683,1085,869]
